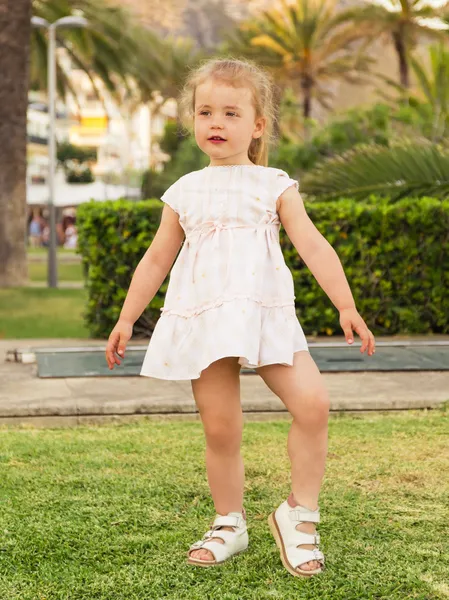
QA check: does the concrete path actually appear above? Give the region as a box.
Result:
[1,338,448,428]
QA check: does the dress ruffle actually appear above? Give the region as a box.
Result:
[140,298,308,380]
[161,294,295,319]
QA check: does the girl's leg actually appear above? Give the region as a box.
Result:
[256,350,330,572]
[189,356,245,562]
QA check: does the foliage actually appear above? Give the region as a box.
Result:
[278,87,305,143]
[31,0,143,101]
[409,43,449,141]
[142,135,208,199]
[57,141,96,183]
[66,166,94,183]
[270,104,392,177]
[134,35,205,104]
[162,135,209,179]
[141,169,167,201]
[57,141,97,165]
[158,120,183,157]
[76,199,165,338]
[301,140,449,200]
[376,43,449,140]
[76,195,449,339]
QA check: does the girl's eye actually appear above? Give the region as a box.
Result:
[198,111,237,117]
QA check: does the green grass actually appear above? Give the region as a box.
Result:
[0,288,89,338]
[0,412,448,599]
[27,247,78,255]
[27,261,84,282]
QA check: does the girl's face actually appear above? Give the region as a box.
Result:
[194,79,265,166]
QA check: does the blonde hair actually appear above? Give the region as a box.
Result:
[178,57,277,166]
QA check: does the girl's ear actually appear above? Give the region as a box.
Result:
[253,116,266,139]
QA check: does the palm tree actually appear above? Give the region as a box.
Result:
[227,0,373,121]
[0,0,32,287]
[338,0,449,89]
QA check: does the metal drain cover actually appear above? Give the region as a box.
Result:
[34,343,449,378]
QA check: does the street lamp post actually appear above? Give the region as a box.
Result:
[31,15,88,288]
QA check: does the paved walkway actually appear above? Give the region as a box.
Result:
[1,338,448,428]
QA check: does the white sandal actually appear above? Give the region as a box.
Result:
[186,511,248,567]
[268,500,325,577]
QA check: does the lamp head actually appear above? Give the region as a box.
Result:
[31,16,50,28]
[54,16,89,29]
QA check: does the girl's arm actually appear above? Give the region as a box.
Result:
[105,206,184,369]
[277,187,376,356]
[119,205,184,323]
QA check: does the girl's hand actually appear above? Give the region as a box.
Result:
[105,319,133,370]
[339,308,376,356]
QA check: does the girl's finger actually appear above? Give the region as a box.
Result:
[342,325,354,343]
[354,324,369,352]
[369,331,376,354]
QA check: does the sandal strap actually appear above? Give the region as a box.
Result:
[212,514,245,529]
[208,529,239,544]
[190,515,246,549]
[286,530,321,547]
[190,540,228,563]
[288,507,320,524]
[287,547,325,570]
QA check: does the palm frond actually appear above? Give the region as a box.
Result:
[301,140,449,200]
[410,55,433,102]
[31,0,170,105]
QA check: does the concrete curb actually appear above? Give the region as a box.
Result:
[1,338,448,428]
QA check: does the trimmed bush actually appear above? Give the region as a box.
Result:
[76,196,449,338]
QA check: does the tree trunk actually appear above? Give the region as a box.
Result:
[301,75,313,140]
[0,0,32,286]
[392,29,409,89]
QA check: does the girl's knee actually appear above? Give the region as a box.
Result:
[204,420,242,453]
[294,389,330,429]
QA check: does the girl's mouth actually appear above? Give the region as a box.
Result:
[208,136,227,144]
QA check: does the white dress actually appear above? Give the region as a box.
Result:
[140,164,309,380]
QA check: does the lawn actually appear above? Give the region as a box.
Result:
[27,247,78,255]
[0,288,89,338]
[27,261,84,282]
[0,411,448,599]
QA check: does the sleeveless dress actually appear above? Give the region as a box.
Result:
[140,164,309,380]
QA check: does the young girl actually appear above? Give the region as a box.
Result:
[105,58,376,578]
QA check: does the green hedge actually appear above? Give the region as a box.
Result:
[76,196,449,339]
